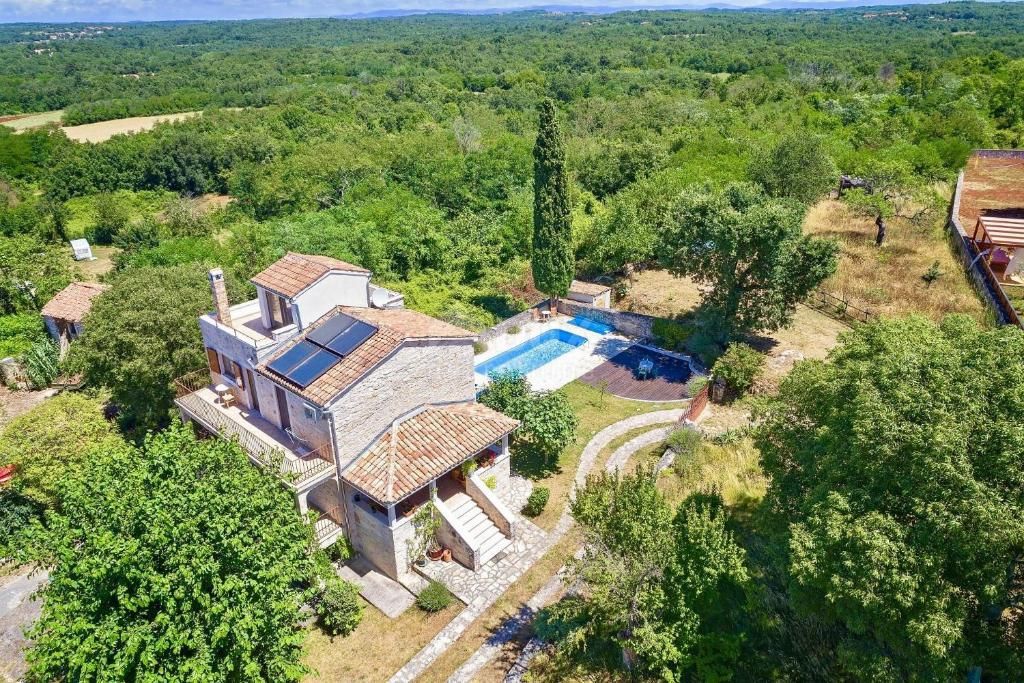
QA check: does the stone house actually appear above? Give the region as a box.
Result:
[175,253,520,583]
[40,281,110,353]
[568,279,612,308]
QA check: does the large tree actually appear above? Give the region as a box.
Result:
[756,315,1024,680]
[26,424,317,682]
[71,264,214,434]
[0,393,121,507]
[748,133,837,204]
[539,469,748,680]
[531,99,573,301]
[659,182,838,344]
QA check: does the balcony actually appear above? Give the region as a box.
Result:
[174,371,335,490]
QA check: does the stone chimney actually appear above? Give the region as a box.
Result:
[208,268,232,327]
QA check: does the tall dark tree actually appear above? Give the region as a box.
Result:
[531,99,573,302]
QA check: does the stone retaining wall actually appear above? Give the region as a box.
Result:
[555,298,657,339]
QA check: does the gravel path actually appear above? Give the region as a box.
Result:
[448,421,680,683]
[388,409,682,683]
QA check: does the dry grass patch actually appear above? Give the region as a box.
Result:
[61,112,199,143]
[302,597,461,682]
[657,437,767,516]
[804,199,986,322]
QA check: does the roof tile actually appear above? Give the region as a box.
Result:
[250,252,370,298]
[40,282,110,323]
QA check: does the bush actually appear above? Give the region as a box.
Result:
[473,340,488,354]
[507,325,521,334]
[326,537,354,563]
[652,318,692,352]
[315,576,363,636]
[711,343,764,398]
[666,427,702,458]
[0,313,47,358]
[685,375,708,397]
[416,580,454,612]
[523,486,550,517]
[23,338,60,389]
[485,475,498,490]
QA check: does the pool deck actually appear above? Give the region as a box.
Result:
[578,345,694,402]
[475,315,632,392]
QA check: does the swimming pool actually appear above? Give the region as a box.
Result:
[568,316,615,335]
[475,329,588,378]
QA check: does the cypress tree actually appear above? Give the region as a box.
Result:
[532,99,574,301]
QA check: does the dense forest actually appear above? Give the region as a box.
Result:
[2,3,1024,681]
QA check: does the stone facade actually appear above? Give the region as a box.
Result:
[328,339,477,470]
[556,298,657,338]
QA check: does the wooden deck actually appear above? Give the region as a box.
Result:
[578,346,693,402]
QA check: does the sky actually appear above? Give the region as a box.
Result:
[0,0,973,23]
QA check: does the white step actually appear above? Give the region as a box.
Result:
[444,492,511,566]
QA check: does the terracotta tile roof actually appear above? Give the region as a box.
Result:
[250,252,370,298]
[256,306,476,406]
[40,282,110,323]
[570,279,611,297]
[342,402,519,504]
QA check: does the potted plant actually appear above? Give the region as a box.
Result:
[427,539,445,562]
[456,459,478,482]
[476,450,497,469]
[407,502,441,568]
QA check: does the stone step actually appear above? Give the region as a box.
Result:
[480,534,512,565]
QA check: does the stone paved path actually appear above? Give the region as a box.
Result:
[387,409,682,683]
[0,567,47,683]
[453,424,678,683]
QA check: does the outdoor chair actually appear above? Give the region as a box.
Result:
[638,357,656,380]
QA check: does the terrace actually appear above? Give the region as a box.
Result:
[173,370,335,491]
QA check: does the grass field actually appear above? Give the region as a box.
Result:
[0,110,63,130]
[302,598,462,682]
[804,199,987,322]
[65,189,178,238]
[60,112,199,143]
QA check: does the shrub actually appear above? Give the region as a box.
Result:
[685,375,708,397]
[23,338,60,389]
[417,580,454,612]
[652,318,691,352]
[666,427,702,458]
[315,576,363,636]
[507,324,521,334]
[711,343,764,398]
[485,475,498,490]
[0,313,47,358]
[326,537,354,563]
[473,340,488,355]
[523,486,550,517]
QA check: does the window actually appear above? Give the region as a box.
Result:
[232,361,245,390]
[206,348,221,374]
[267,291,294,330]
[302,403,319,422]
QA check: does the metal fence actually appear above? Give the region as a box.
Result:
[805,290,878,325]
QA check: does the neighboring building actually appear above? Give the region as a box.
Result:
[175,253,520,582]
[568,279,612,308]
[40,281,110,351]
[950,150,1024,327]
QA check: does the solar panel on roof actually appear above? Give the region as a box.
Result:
[267,340,319,377]
[326,320,377,357]
[288,348,342,388]
[307,313,357,347]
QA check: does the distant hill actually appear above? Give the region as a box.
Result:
[334,0,964,19]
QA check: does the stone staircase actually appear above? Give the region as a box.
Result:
[447,492,512,565]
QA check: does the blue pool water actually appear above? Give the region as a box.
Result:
[476,329,587,377]
[568,316,615,335]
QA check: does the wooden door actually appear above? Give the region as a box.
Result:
[275,386,290,430]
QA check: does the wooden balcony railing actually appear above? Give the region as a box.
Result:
[174,380,334,488]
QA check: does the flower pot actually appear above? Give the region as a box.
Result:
[415,557,427,568]
[442,548,452,562]
[427,547,445,561]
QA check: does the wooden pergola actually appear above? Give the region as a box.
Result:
[971,215,1024,278]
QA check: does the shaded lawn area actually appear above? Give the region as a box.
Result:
[302,598,461,682]
[517,380,683,532]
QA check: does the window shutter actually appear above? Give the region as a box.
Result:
[206,348,221,374]
[232,362,245,390]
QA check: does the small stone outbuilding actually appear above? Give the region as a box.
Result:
[568,279,612,308]
[40,281,110,349]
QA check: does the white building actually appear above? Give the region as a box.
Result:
[175,253,519,582]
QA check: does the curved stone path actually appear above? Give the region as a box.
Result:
[452,423,678,683]
[388,408,682,683]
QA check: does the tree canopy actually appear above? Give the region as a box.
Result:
[71,264,215,434]
[0,392,121,507]
[659,182,839,344]
[532,99,574,300]
[756,315,1024,679]
[26,424,316,682]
